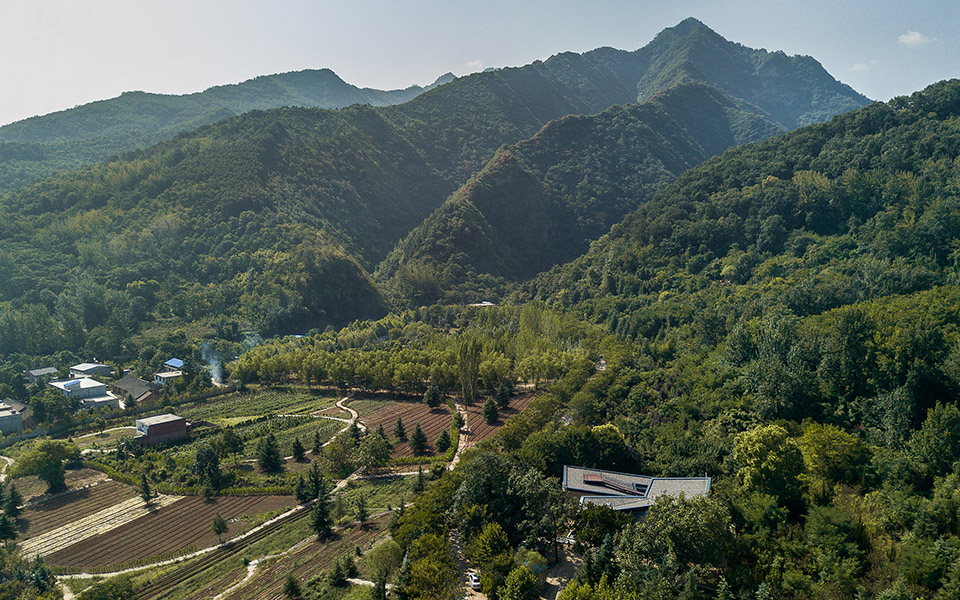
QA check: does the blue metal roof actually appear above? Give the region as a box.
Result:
[164,358,184,369]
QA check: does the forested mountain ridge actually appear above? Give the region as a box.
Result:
[0,19,868,361]
[634,18,869,128]
[521,79,960,341]
[377,82,785,305]
[0,69,455,191]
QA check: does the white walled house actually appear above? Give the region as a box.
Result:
[49,378,121,410]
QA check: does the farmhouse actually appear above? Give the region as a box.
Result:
[0,400,23,435]
[112,373,155,399]
[563,465,711,514]
[69,362,112,378]
[49,378,121,410]
[24,366,58,383]
[135,413,190,446]
[153,370,182,385]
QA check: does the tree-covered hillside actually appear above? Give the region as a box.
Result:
[0,19,868,363]
[0,69,455,191]
[377,82,784,305]
[635,18,869,128]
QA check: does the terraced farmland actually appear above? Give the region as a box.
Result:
[20,494,183,558]
[360,400,453,458]
[465,392,537,442]
[18,480,136,539]
[46,494,296,571]
[221,515,391,600]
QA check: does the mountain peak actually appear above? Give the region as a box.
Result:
[661,17,712,38]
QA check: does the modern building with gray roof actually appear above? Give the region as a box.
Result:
[24,367,58,383]
[563,465,711,513]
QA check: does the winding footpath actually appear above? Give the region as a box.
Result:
[57,395,467,598]
[56,396,361,591]
[0,454,13,483]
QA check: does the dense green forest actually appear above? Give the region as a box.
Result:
[190,80,960,600]
[0,19,865,365]
[0,69,455,191]
[378,82,783,305]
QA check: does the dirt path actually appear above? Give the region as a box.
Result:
[0,454,13,483]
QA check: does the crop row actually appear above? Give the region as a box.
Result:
[177,388,338,422]
[222,515,391,600]
[134,504,310,599]
[465,392,537,443]
[19,480,136,539]
[360,401,454,458]
[47,495,294,570]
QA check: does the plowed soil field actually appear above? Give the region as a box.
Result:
[46,494,295,570]
[465,392,537,442]
[18,480,136,539]
[360,401,453,458]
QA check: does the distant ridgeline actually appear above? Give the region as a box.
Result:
[0,18,869,360]
[0,69,456,191]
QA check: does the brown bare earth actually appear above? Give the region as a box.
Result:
[465,392,537,443]
[18,479,136,539]
[361,400,453,458]
[46,494,296,570]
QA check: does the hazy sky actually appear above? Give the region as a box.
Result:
[1,0,957,126]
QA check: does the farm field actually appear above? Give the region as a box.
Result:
[465,392,537,443]
[11,468,109,503]
[221,514,392,600]
[46,494,296,571]
[74,427,137,450]
[331,475,417,525]
[346,398,393,417]
[177,387,341,424]
[18,479,137,539]
[360,400,453,458]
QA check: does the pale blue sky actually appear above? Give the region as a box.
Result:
[1,0,957,126]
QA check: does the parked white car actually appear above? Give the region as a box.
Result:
[467,573,481,590]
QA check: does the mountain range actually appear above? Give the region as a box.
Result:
[0,69,455,191]
[0,18,871,358]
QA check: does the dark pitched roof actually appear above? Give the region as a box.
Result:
[113,373,155,398]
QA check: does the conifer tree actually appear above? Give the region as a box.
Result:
[257,432,283,473]
[394,416,406,439]
[291,436,305,461]
[424,382,442,408]
[312,494,333,540]
[294,474,312,503]
[4,484,22,517]
[482,397,499,424]
[436,428,451,453]
[409,422,428,455]
[312,429,322,455]
[496,380,512,409]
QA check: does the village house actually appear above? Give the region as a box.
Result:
[153,370,182,385]
[49,378,121,410]
[111,373,159,405]
[0,400,23,435]
[134,413,190,447]
[562,465,711,514]
[24,367,58,384]
[69,362,112,379]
